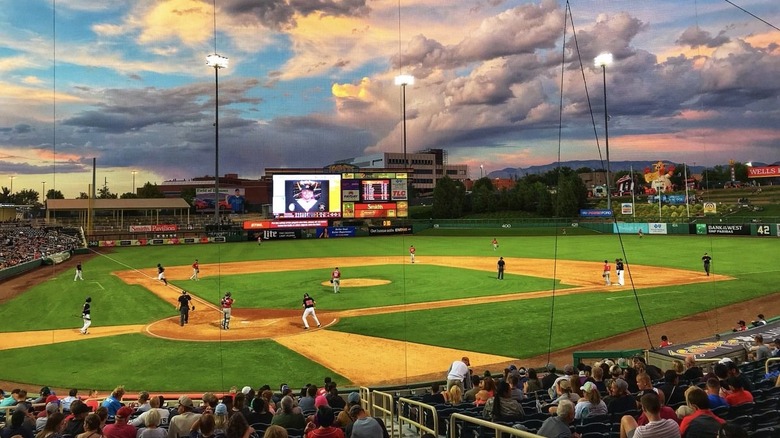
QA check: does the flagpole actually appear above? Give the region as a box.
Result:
[684,162,690,218]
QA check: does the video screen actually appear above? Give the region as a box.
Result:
[272,174,342,219]
[361,179,390,202]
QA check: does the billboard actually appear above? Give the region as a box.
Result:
[747,166,780,178]
[272,174,342,219]
[194,187,244,212]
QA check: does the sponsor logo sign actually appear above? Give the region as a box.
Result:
[706,224,750,235]
[129,224,178,232]
[621,203,633,215]
[243,219,329,230]
[368,226,413,235]
[703,202,717,214]
[747,166,780,178]
[648,223,668,235]
[579,209,613,217]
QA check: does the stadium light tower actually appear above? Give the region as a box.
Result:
[9,176,15,194]
[595,52,613,214]
[394,74,414,170]
[206,53,228,224]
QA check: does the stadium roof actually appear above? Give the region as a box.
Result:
[46,198,190,211]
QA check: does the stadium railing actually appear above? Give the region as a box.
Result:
[448,412,543,438]
[367,389,395,438]
[397,397,438,437]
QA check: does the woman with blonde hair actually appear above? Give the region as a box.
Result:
[546,379,580,415]
[446,385,462,405]
[262,426,288,438]
[261,390,276,414]
[138,409,165,438]
[574,382,607,419]
[77,413,103,438]
[213,403,229,434]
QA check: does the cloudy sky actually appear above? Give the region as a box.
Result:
[0,0,778,197]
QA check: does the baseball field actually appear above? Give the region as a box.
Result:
[0,232,778,392]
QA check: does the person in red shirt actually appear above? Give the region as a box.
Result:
[602,260,611,286]
[659,335,672,348]
[724,377,753,406]
[220,292,234,330]
[331,268,341,294]
[491,238,498,251]
[103,406,137,438]
[189,259,199,281]
[304,406,344,438]
[409,245,416,264]
[679,388,725,437]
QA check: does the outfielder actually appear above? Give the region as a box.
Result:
[190,259,199,281]
[492,238,498,251]
[220,292,234,330]
[80,296,92,335]
[74,262,83,281]
[301,293,321,330]
[331,267,341,293]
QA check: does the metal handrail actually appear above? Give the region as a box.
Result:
[369,390,396,438]
[448,412,544,438]
[397,397,438,438]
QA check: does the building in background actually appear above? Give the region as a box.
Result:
[336,148,468,196]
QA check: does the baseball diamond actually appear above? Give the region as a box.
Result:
[0,234,777,391]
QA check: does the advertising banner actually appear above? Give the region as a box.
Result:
[621,203,633,215]
[706,224,750,235]
[327,226,356,237]
[368,226,413,235]
[655,321,780,360]
[703,202,717,214]
[747,166,780,178]
[129,224,178,232]
[391,179,408,201]
[579,209,612,217]
[354,202,398,218]
[243,219,329,230]
[648,223,668,235]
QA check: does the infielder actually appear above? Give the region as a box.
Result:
[702,253,712,276]
[409,245,416,264]
[302,293,321,330]
[220,292,234,330]
[157,264,168,286]
[331,267,341,293]
[190,259,199,281]
[602,260,611,286]
[74,262,83,281]
[80,296,92,335]
[615,258,625,286]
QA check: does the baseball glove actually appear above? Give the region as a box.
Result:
[191,306,195,310]
[330,279,334,284]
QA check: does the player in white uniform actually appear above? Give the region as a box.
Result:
[302,293,321,329]
[409,245,415,263]
[331,267,341,293]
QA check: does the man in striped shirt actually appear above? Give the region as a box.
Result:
[619,393,680,438]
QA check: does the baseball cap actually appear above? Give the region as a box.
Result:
[719,357,733,365]
[581,382,597,394]
[508,364,517,371]
[314,395,329,408]
[563,364,575,375]
[617,358,629,369]
[215,403,228,415]
[518,367,527,377]
[241,386,252,395]
[116,406,133,418]
[347,392,360,404]
[177,395,194,408]
[280,384,290,393]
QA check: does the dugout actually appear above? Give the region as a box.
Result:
[647,319,780,370]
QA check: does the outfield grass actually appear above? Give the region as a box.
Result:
[0,234,777,390]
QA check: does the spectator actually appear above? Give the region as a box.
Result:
[445,386,462,405]
[137,409,165,438]
[76,413,103,438]
[102,387,125,417]
[346,405,385,438]
[482,381,523,422]
[33,387,53,405]
[35,412,65,438]
[103,406,136,438]
[262,426,287,438]
[299,386,317,414]
[679,387,725,437]
[606,379,635,415]
[591,365,607,393]
[659,335,672,348]
[132,396,169,428]
[725,361,754,392]
[135,392,151,414]
[225,413,254,438]
[35,402,60,433]
[1,410,34,438]
[523,369,543,396]
[213,404,229,434]
[545,379,579,415]
[61,389,79,413]
[507,374,523,402]
[474,377,495,407]
[168,396,201,438]
[574,382,607,420]
[733,320,747,332]
[536,399,575,438]
[270,397,305,429]
[682,356,703,383]
[421,384,445,405]
[463,376,481,403]
[658,370,685,407]
[619,393,679,438]
[541,364,560,390]
[62,400,91,436]
[245,398,273,426]
[751,314,767,327]
[748,334,770,361]
[189,413,216,438]
[303,406,342,438]
[724,377,753,406]
[325,388,345,411]
[705,379,728,410]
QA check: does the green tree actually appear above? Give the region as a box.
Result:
[180,187,196,205]
[432,176,465,218]
[471,177,497,213]
[97,182,118,199]
[137,182,164,198]
[554,173,588,217]
[77,192,89,199]
[119,192,139,199]
[46,189,64,199]
[14,189,40,205]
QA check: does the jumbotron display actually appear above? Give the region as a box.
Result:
[272,174,342,219]
[271,172,409,219]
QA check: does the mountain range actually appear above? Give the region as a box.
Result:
[487,160,773,179]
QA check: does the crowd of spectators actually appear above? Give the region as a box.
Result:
[0,224,82,270]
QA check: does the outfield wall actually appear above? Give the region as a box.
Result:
[0,259,42,282]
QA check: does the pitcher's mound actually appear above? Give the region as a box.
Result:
[319,278,390,287]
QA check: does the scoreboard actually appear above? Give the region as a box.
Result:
[342,172,408,218]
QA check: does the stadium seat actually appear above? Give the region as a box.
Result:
[575,422,610,435]
[752,397,778,415]
[285,428,305,438]
[751,411,779,430]
[580,433,609,438]
[748,427,774,438]
[728,414,753,431]
[726,403,755,419]
[579,414,609,425]
[712,405,730,418]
